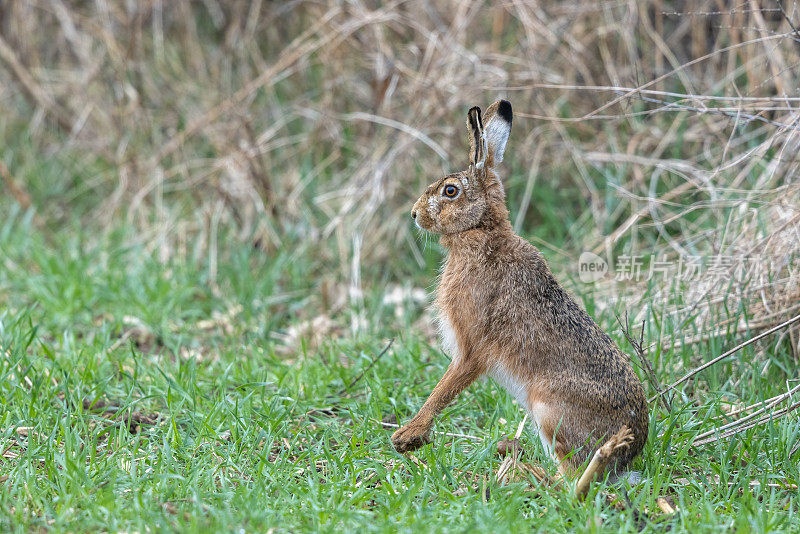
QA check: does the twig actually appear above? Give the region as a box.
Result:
[776,1,800,47]
[496,415,528,485]
[0,158,31,210]
[657,497,677,514]
[581,32,796,119]
[343,112,449,162]
[575,426,634,500]
[713,381,800,420]
[0,33,75,133]
[671,214,800,334]
[494,416,561,488]
[154,7,401,166]
[81,398,158,433]
[644,309,800,356]
[616,311,671,412]
[339,339,394,394]
[375,419,482,442]
[674,474,799,490]
[692,400,800,446]
[693,383,800,442]
[651,313,800,402]
[152,7,343,164]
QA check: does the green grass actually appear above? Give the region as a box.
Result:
[1,206,799,533]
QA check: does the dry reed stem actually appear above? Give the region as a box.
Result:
[692,399,800,446]
[0,158,31,210]
[582,32,796,119]
[376,420,481,442]
[495,415,527,486]
[686,381,800,447]
[617,311,671,412]
[0,33,75,133]
[656,497,677,514]
[652,313,800,402]
[712,380,800,421]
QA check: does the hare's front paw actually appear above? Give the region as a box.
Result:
[391,423,431,453]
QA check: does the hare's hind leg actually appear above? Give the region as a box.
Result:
[391,355,485,453]
[532,411,583,478]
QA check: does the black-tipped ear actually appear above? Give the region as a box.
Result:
[497,100,512,124]
[467,106,485,167]
[483,100,512,164]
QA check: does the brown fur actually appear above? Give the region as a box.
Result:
[392,100,648,477]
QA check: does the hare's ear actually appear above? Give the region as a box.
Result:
[482,100,512,165]
[466,106,486,169]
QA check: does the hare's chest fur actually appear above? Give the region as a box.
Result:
[437,313,462,365]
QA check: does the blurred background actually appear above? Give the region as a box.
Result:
[1,1,798,355]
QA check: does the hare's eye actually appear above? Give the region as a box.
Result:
[443,185,459,198]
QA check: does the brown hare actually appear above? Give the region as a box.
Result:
[391,100,648,479]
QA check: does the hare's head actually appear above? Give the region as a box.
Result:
[411,100,512,235]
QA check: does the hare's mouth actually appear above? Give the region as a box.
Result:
[413,215,435,232]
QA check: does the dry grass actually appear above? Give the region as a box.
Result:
[1,1,799,338]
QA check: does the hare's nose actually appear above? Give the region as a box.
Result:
[411,210,417,220]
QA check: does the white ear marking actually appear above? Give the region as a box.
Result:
[486,120,510,163]
[477,129,488,168]
[485,100,512,164]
